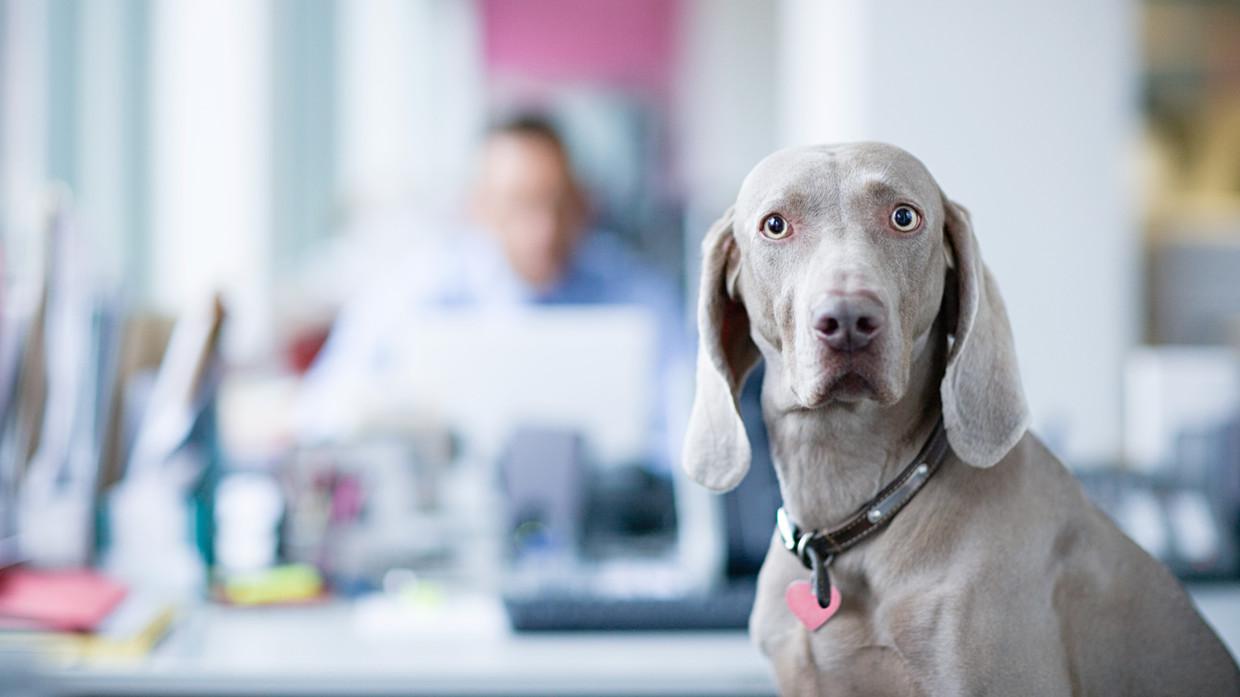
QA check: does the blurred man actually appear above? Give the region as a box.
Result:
[300,115,685,466]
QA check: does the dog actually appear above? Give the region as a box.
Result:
[682,142,1239,695]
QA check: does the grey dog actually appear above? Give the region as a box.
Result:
[683,142,1239,695]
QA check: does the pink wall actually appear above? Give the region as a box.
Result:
[480,0,680,93]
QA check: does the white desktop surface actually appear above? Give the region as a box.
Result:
[1193,584,1240,660]
[45,586,1240,696]
[47,601,775,696]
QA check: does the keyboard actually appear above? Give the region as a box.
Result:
[503,579,756,632]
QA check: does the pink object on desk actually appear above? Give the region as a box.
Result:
[0,567,127,632]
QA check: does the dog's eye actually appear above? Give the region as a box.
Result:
[761,214,791,240]
[890,205,921,232]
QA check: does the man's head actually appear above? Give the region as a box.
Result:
[469,115,587,291]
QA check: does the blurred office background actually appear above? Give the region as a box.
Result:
[1,0,1239,694]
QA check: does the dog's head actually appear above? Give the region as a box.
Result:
[683,143,1028,491]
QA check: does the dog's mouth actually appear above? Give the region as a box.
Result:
[795,364,885,408]
[821,369,878,403]
[789,333,900,409]
[827,371,873,395]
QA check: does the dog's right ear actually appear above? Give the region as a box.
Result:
[682,207,761,492]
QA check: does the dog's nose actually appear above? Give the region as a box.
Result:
[814,295,885,352]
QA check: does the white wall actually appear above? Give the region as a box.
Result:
[336,0,417,211]
[676,0,777,213]
[337,0,484,215]
[777,0,1140,463]
[0,0,48,286]
[150,0,271,359]
[78,0,126,288]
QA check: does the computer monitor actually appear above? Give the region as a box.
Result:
[393,306,732,590]
[396,306,658,467]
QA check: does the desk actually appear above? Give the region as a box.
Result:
[45,602,776,697]
[42,586,1240,696]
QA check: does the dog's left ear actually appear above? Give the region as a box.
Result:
[940,198,1030,468]
[682,207,761,491]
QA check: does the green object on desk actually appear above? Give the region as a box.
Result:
[221,564,323,606]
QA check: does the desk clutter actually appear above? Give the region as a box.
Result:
[0,198,227,666]
[0,196,755,679]
[0,567,174,663]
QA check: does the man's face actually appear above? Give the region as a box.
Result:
[471,133,586,291]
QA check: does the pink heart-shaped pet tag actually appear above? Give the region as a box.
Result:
[785,580,842,631]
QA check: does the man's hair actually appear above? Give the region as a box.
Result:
[486,112,567,153]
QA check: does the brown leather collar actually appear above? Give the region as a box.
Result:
[776,415,950,607]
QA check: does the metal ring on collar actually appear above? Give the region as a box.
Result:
[795,531,814,569]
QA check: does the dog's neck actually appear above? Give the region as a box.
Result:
[762,326,949,532]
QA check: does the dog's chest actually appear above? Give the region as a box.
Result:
[772,601,960,697]
[754,555,978,696]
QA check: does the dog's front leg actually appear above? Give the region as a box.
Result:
[752,542,826,695]
[762,628,921,696]
[765,630,823,696]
